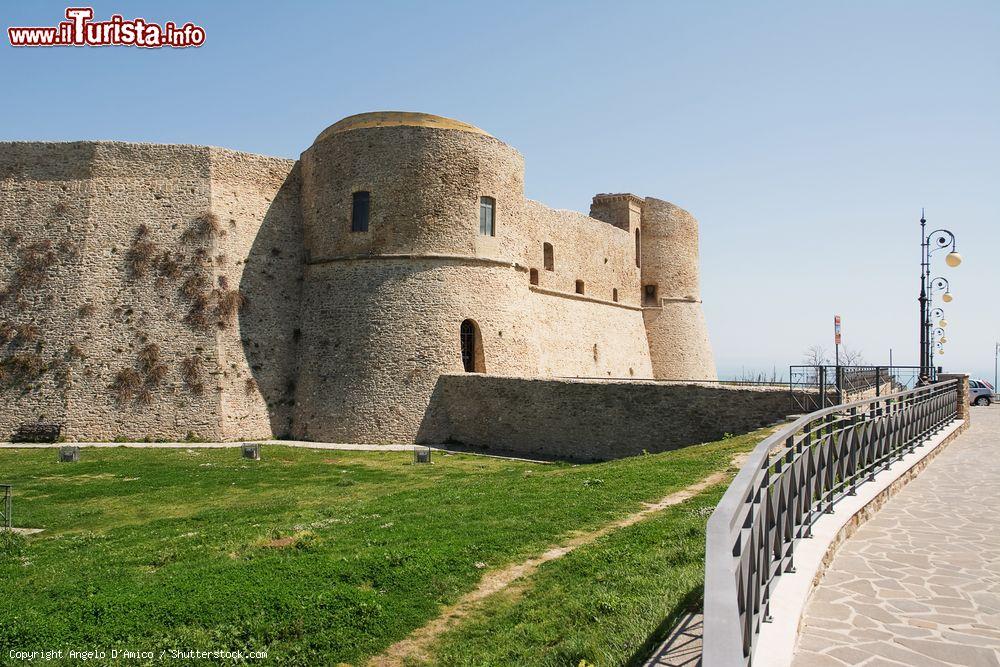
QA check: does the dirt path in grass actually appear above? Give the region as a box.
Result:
[367,457,744,667]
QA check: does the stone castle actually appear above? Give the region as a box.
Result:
[0,112,716,445]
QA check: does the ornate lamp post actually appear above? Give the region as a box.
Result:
[994,342,999,393]
[919,212,961,379]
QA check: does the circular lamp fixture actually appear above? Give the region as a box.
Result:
[945,251,962,267]
[939,319,948,327]
[940,336,948,343]
[942,293,953,303]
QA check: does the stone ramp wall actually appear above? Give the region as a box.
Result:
[417,375,795,461]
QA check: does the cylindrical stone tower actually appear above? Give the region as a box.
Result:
[293,112,537,443]
[640,197,717,380]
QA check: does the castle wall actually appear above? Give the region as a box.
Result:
[528,291,652,378]
[419,375,792,461]
[0,142,96,435]
[295,259,536,443]
[521,200,640,306]
[0,142,299,441]
[1,113,720,449]
[210,149,302,439]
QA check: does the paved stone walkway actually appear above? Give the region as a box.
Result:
[792,406,1000,667]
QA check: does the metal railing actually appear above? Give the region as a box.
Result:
[703,379,959,666]
[1,485,10,529]
[788,365,922,412]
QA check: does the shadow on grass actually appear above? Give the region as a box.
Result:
[626,585,703,667]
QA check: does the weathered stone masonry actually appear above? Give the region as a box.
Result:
[0,112,720,447]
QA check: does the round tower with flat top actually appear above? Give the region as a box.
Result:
[639,197,717,380]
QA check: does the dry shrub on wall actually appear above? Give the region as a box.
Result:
[181,273,210,301]
[15,323,39,344]
[0,322,40,346]
[0,352,47,390]
[67,342,86,360]
[155,251,184,281]
[136,387,154,406]
[137,343,160,371]
[126,226,158,279]
[0,322,16,344]
[146,362,168,386]
[78,303,96,318]
[184,295,211,330]
[110,367,143,404]
[56,239,80,260]
[244,377,258,396]
[13,241,58,291]
[181,211,221,243]
[215,288,246,328]
[138,343,168,385]
[180,355,204,394]
[3,227,21,248]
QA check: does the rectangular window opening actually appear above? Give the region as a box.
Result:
[351,191,370,232]
[479,196,495,236]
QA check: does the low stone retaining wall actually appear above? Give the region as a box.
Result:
[417,374,799,461]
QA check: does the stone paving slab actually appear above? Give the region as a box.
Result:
[792,405,1000,667]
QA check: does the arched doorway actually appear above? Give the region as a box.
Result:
[460,319,483,373]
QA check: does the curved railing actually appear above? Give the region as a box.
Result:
[702,380,959,666]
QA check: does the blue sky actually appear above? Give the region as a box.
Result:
[3,1,998,381]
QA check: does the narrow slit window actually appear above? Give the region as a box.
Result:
[351,191,370,232]
[612,288,619,302]
[543,243,554,271]
[644,284,658,305]
[575,280,585,295]
[635,228,641,268]
[479,196,495,236]
[529,269,539,285]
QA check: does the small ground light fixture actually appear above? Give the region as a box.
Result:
[414,446,432,464]
[58,446,80,463]
[241,443,261,460]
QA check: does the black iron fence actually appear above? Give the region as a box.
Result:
[789,365,922,412]
[703,379,959,666]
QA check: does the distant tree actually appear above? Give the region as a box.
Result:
[803,345,830,366]
[838,345,866,366]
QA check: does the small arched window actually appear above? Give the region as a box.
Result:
[612,288,619,302]
[635,228,641,268]
[351,191,370,232]
[460,319,484,373]
[529,268,539,285]
[575,280,585,295]
[543,243,554,271]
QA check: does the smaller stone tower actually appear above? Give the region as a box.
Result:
[639,198,717,380]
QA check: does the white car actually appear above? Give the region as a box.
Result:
[970,379,994,406]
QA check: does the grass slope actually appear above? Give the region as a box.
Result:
[0,429,767,665]
[416,486,724,666]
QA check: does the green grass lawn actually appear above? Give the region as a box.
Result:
[0,430,767,666]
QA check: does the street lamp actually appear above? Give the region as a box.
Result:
[919,212,960,379]
[995,342,999,393]
[931,276,954,303]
